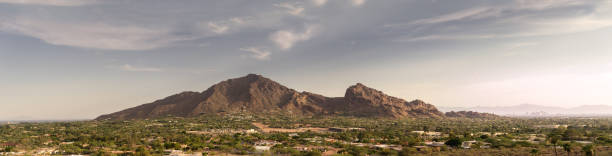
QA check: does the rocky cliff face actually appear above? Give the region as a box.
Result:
[96,74,445,120]
[342,83,444,118]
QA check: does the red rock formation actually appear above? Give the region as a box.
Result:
[96,74,445,120]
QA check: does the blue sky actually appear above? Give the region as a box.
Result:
[1,0,612,120]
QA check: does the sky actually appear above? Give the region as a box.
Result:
[1,0,612,120]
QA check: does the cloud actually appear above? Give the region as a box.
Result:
[397,18,612,42]
[501,42,539,56]
[199,17,251,35]
[350,0,366,7]
[0,0,95,6]
[406,7,497,25]
[312,0,327,6]
[515,0,586,10]
[207,22,229,34]
[393,1,612,42]
[270,25,318,50]
[230,17,245,24]
[0,18,187,50]
[274,3,305,16]
[387,0,592,28]
[507,42,538,49]
[119,64,163,72]
[240,47,271,60]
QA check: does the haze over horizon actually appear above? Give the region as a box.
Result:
[1,0,612,120]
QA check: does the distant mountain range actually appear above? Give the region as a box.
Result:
[97,74,448,120]
[439,104,612,117]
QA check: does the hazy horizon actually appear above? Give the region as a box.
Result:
[1,0,612,120]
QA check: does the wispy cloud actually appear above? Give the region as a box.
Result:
[350,0,366,7]
[0,18,188,50]
[207,22,229,34]
[119,64,163,72]
[240,47,271,60]
[230,17,246,24]
[0,0,95,6]
[507,42,538,50]
[515,0,586,10]
[199,17,251,35]
[312,0,327,7]
[392,0,612,42]
[274,3,305,16]
[269,25,318,50]
[401,15,612,42]
[501,42,539,56]
[407,7,497,26]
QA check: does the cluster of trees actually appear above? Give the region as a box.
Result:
[1,146,14,152]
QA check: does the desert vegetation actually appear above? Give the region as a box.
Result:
[1,114,611,155]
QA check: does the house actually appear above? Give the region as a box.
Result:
[424,141,445,151]
[164,150,202,156]
[373,144,402,151]
[255,145,272,151]
[575,141,593,144]
[480,142,492,149]
[350,143,368,147]
[254,140,280,151]
[413,131,443,139]
[411,131,425,135]
[425,132,442,136]
[534,125,568,129]
[293,146,327,152]
[373,144,390,149]
[255,140,280,146]
[324,138,338,143]
[411,131,441,136]
[461,141,491,149]
[461,140,478,149]
[35,148,58,155]
[304,137,323,143]
[244,129,258,134]
[328,127,365,132]
[424,141,445,147]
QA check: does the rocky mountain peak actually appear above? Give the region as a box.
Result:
[97,74,447,120]
[345,83,406,105]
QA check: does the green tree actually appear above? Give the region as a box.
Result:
[530,148,539,156]
[399,147,416,156]
[445,137,462,147]
[582,144,594,156]
[548,134,561,156]
[303,151,322,156]
[346,146,368,156]
[3,146,14,152]
[480,134,489,140]
[135,146,150,156]
[562,143,572,156]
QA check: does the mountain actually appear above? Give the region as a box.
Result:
[445,111,498,118]
[343,83,444,118]
[96,74,444,120]
[439,104,612,117]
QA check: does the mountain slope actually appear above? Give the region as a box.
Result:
[445,111,498,118]
[96,74,444,120]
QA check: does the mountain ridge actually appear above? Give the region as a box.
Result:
[439,104,612,116]
[96,74,444,120]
